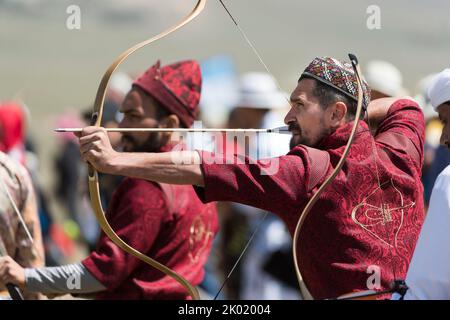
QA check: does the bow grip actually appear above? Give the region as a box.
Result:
[6,283,24,300]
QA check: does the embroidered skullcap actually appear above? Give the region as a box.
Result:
[300,57,371,110]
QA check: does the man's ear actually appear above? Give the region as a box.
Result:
[160,114,180,128]
[159,114,180,142]
[330,101,347,125]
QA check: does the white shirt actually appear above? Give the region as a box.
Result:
[400,165,450,299]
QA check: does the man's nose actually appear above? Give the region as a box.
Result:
[284,108,295,125]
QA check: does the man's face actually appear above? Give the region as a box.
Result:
[118,87,165,152]
[284,79,331,147]
[437,103,450,150]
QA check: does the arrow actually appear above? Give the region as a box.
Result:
[54,126,291,134]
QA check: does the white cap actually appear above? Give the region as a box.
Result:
[109,72,132,97]
[235,72,287,109]
[414,73,438,120]
[428,69,450,110]
[365,60,404,97]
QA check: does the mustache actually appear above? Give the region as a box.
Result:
[121,133,161,153]
[288,122,301,133]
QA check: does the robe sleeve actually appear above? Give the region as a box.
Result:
[82,179,168,290]
[193,147,313,217]
[375,98,425,168]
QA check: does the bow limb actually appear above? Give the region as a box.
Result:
[292,54,365,300]
[90,0,206,126]
[88,0,207,300]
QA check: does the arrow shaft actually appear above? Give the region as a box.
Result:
[55,126,290,134]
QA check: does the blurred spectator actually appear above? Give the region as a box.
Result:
[396,69,450,299]
[25,136,61,266]
[365,60,407,100]
[0,102,27,165]
[0,151,45,300]
[414,73,450,206]
[415,73,439,121]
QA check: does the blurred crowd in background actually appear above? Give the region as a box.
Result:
[0,56,448,299]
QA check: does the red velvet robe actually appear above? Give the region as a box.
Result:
[194,99,425,299]
[82,178,218,299]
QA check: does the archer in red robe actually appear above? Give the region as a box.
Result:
[83,171,218,299]
[195,98,425,299]
[75,56,426,300]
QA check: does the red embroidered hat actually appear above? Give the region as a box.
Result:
[133,60,202,127]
